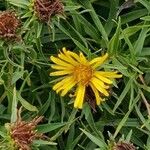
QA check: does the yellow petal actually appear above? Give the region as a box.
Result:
[62,47,67,51]
[90,77,107,89]
[90,53,108,69]
[67,51,81,62]
[90,79,109,96]
[94,72,113,84]
[53,76,72,91]
[50,70,72,76]
[60,80,76,96]
[89,83,102,105]
[56,77,76,93]
[74,84,85,109]
[51,65,72,70]
[79,52,87,64]
[58,52,78,66]
[96,71,122,78]
[50,56,73,67]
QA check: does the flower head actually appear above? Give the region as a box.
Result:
[8,115,44,150]
[0,11,20,40]
[113,141,136,150]
[34,0,64,22]
[50,48,122,109]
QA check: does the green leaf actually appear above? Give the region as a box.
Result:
[108,18,121,55]
[113,94,140,138]
[37,123,66,133]
[36,22,43,38]
[12,71,24,84]
[33,140,57,146]
[17,92,38,112]
[11,87,18,123]
[77,14,101,44]
[113,77,133,112]
[104,0,119,35]
[135,105,150,131]
[120,25,150,39]
[80,128,108,149]
[7,0,29,8]
[38,93,52,116]
[134,26,149,55]
[136,0,150,12]
[54,20,89,54]
[66,124,75,150]
[121,9,148,24]
[21,11,33,19]
[80,0,108,42]
[126,130,133,142]
[141,16,150,21]
[64,6,81,11]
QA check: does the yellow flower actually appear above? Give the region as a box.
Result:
[50,48,122,109]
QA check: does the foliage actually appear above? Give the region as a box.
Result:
[0,0,150,149]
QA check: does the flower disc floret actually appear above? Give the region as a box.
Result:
[73,64,93,85]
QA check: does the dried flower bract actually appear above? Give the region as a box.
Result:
[34,0,64,22]
[10,115,44,150]
[113,141,136,150]
[0,11,20,40]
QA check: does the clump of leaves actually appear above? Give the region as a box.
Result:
[2,0,150,149]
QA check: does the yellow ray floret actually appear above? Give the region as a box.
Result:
[50,47,122,109]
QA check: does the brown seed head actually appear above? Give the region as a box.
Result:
[85,86,97,112]
[34,0,64,22]
[113,141,136,150]
[0,11,20,40]
[10,116,44,150]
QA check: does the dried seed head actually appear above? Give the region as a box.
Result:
[34,0,64,22]
[113,141,136,150]
[10,116,44,150]
[85,86,97,112]
[0,11,20,40]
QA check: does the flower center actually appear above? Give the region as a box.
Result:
[73,64,93,85]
